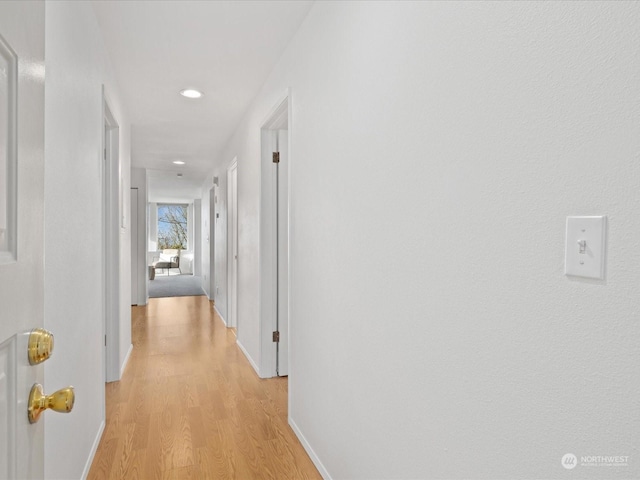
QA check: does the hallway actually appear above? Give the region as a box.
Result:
[88,296,321,479]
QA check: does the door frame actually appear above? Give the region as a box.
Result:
[259,90,291,378]
[130,187,139,305]
[102,93,120,383]
[209,186,215,306]
[227,158,238,330]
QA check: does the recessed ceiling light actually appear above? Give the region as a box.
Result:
[180,89,203,99]
[173,160,185,165]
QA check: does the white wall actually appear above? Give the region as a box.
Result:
[44,1,131,478]
[213,2,640,479]
[131,168,148,305]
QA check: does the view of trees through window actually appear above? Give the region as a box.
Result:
[158,204,188,250]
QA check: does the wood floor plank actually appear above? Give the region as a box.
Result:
[88,437,118,479]
[88,295,321,479]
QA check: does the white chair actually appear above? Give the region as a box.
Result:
[152,249,181,275]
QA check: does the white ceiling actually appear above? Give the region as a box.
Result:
[146,169,205,204]
[92,0,314,202]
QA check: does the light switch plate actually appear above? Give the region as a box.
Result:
[565,216,606,279]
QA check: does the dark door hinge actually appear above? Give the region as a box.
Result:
[272,152,280,163]
[272,331,280,342]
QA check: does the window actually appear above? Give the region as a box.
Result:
[157,204,188,250]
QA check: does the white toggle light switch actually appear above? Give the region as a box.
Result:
[565,216,606,279]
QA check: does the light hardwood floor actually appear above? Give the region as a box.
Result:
[88,295,321,479]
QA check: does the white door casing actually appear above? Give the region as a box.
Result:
[260,94,290,378]
[130,188,139,305]
[103,100,120,382]
[276,129,289,376]
[0,1,46,478]
[209,186,215,304]
[228,160,238,329]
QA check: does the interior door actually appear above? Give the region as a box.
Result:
[0,2,46,478]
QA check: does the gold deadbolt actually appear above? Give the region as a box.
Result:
[28,384,75,424]
[28,328,54,365]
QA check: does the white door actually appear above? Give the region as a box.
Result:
[276,129,289,376]
[228,162,238,329]
[0,2,46,478]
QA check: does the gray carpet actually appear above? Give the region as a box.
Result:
[149,274,205,298]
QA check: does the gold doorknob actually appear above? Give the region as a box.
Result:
[28,328,54,365]
[28,384,75,424]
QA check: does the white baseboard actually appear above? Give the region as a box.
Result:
[236,339,260,376]
[81,419,105,480]
[120,343,133,378]
[213,305,226,326]
[289,417,331,480]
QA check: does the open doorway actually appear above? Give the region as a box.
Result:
[260,94,290,377]
[148,202,204,298]
[102,97,120,383]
